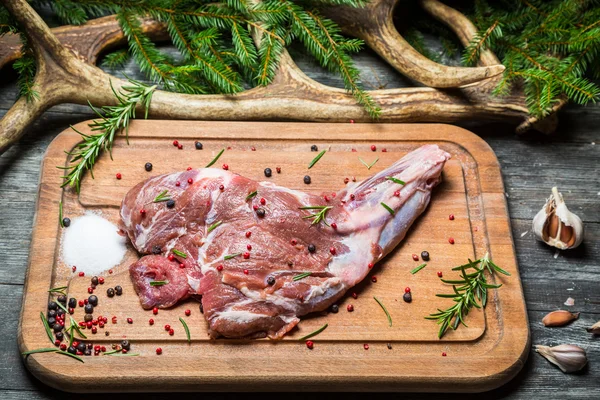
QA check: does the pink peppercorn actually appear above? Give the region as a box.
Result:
[153,307,158,315]
[173,140,179,146]
[169,329,174,336]
[78,272,85,277]
[448,238,455,244]
[449,214,455,220]
[164,324,171,331]
[347,304,354,312]
[371,276,377,283]
[246,231,251,238]
[156,348,162,355]
[176,181,181,187]
[330,247,336,255]
[306,340,314,349]
[217,265,223,271]
[188,178,193,184]
[127,318,133,324]
[247,244,252,250]
[368,263,374,269]
[116,173,122,180]
[437,271,443,278]
[222,164,229,170]
[364,344,369,350]
[371,145,376,151]
[412,254,419,261]
[149,318,154,325]
[243,252,250,259]
[185,309,191,316]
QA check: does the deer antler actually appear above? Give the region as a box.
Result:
[0,0,555,154]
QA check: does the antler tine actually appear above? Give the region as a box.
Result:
[419,0,499,67]
[324,0,504,88]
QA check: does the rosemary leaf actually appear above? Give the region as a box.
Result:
[359,157,379,170]
[299,206,332,226]
[245,191,257,201]
[106,352,140,356]
[293,272,312,281]
[171,249,187,258]
[59,201,64,227]
[298,323,328,341]
[308,150,326,169]
[180,317,191,343]
[40,312,54,344]
[410,263,427,274]
[205,149,225,168]
[386,176,406,185]
[22,347,58,356]
[224,252,242,260]
[56,350,85,363]
[207,220,223,234]
[102,349,123,355]
[381,202,395,215]
[153,190,171,203]
[374,296,392,327]
[150,280,169,286]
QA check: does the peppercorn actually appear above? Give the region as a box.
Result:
[127,318,133,324]
[144,162,153,172]
[256,208,265,218]
[47,317,56,326]
[55,332,64,341]
[276,167,281,173]
[67,346,77,355]
[308,244,316,253]
[152,245,162,255]
[47,309,56,318]
[53,323,63,333]
[306,340,314,349]
[156,348,162,355]
[57,295,67,305]
[91,276,99,286]
[107,288,115,297]
[421,251,430,261]
[387,343,392,350]
[84,313,93,322]
[62,217,71,227]
[88,295,98,307]
[448,237,455,244]
[185,309,191,316]
[304,175,311,184]
[347,304,354,312]
[57,309,65,317]
[437,271,443,278]
[121,340,131,351]
[311,145,318,152]
[195,141,203,150]
[77,342,86,353]
[98,277,105,284]
[403,292,412,303]
[264,168,272,177]
[115,286,123,296]
[84,304,94,314]
[330,304,339,313]
[167,199,175,208]
[68,298,76,308]
[267,276,276,286]
[84,349,92,356]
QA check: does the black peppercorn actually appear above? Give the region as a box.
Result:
[107,288,115,298]
[53,323,63,333]
[87,343,93,350]
[199,302,204,314]
[77,342,86,352]
[62,217,71,227]
[195,141,203,150]
[47,317,56,326]
[105,331,110,336]
[152,245,162,255]
[91,276,99,286]
[68,298,76,308]
[67,346,77,355]
[303,175,311,184]
[145,162,153,171]
[311,145,318,152]
[421,251,430,261]
[84,314,93,322]
[330,304,339,313]
[57,295,67,305]
[55,332,64,341]
[47,309,57,318]
[88,295,98,306]
[84,349,92,356]
[84,304,94,314]
[264,168,272,177]
[115,285,123,296]
[56,309,65,317]
[403,292,412,303]
[387,343,392,350]
[256,208,265,218]
[48,301,58,310]
[267,276,276,286]
[308,244,316,253]
[166,199,175,209]
[121,340,131,351]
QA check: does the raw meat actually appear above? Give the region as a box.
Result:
[120,144,450,339]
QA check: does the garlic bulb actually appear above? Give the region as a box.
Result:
[532,187,584,249]
[586,320,600,335]
[535,344,587,373]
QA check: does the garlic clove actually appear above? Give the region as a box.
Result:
[542,310,579,327]
[532,187,584,250]
[535,344,587,373]
[586,320,600,335]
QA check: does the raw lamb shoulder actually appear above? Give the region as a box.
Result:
[120,144,450,339]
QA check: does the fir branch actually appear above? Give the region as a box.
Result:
[13,34,38,102]
[102,49,130,69]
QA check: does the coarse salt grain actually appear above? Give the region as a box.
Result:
[62,213,127,275]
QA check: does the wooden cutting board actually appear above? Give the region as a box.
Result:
[19,121,529,392]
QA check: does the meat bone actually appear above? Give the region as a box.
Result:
[0,0,560,155]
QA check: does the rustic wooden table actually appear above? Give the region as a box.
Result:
[0,46,598,399]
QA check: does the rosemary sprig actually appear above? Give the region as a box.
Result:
[106,352,140,357]
[381,202,395,215]
[58,78,156,193]
[40,312,54,344]
[299,206,332,226]
[22,347,58,356]
[298,323,328,341]
[207,220,223,234]
[48,286,68,296]
[59,201,64,227]
[373,297,392,327]
[150,280,169,286]
[293,272,312,281]
[171,249,187,258]
[153,190,171,203]
[426,253,510,339]
[224,252,242,260]
[308,150,326,169]
[57,350,85,363]
[386,176,406,185]
[205,148,225,168]
[410,263,427,275]
[102,349,123,355]
[359,157,379,170]
[245,191,258,201]
[180,317,191,343]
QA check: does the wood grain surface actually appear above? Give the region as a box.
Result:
[17,121,528,392]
